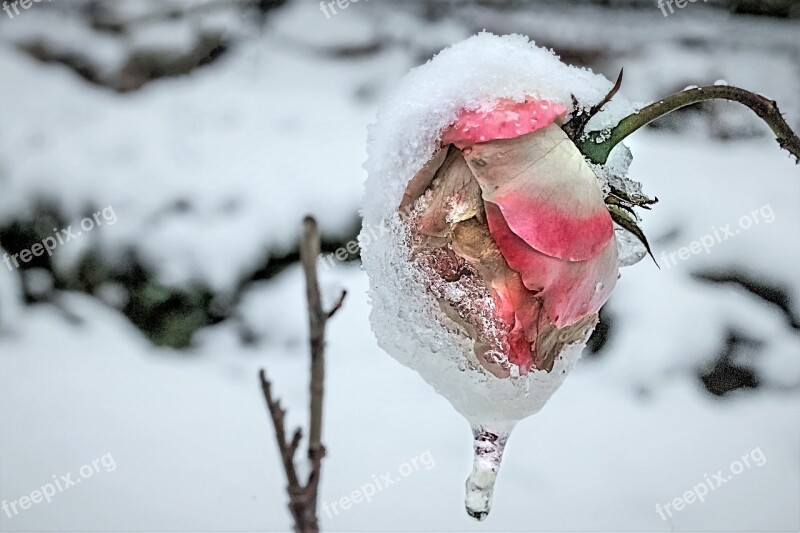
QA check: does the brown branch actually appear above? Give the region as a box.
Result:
[302,217,326,463]
[259,216,347,533]
[259,370,305,528]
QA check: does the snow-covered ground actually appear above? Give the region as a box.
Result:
[0,1,798,531]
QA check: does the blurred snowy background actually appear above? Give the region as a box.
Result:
[0,0,798,531]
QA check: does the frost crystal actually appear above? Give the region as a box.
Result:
[615,226,648,267]
[590,142,651,268]
[593,143,643,198]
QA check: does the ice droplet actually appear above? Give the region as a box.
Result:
[465,425,513,521]
[595,282,604,293]
[615,226,647,267]
[714,79,729,86]
[463,147,473,155]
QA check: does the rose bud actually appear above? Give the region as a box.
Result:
[401,98,618,378]
[360,33,649,521]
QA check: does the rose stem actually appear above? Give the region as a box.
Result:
[578,85,800,165]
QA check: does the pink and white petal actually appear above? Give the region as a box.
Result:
[485,202,618,328]
[485,202,564,293]
[490,272,538,373]
[442,98,567,149]
[464,123,614,261]
[542,239,619,328]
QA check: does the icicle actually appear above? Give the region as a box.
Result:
[464,424,514,520]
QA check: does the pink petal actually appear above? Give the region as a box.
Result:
[464,123,614,261]
[485,202,618,328]
[442,98,567,149]
[490,272,538,373]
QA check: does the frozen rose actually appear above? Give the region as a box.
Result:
[400,98,618,376]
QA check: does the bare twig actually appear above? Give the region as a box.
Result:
[302,217,326,465]
[326,291,347,319]
[259,370,305,527]
[259,216,347,533]
[289,428,303,458]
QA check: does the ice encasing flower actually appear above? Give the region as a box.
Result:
[361,32,645,520]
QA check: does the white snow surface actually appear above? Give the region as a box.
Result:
[1,265,798,532]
